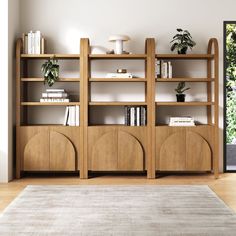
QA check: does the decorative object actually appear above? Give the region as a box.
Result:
[109,35,130,54]
[41,58,59,87]
[90,46,108,54]
[170,28,196,54]
[175,82,190,102]
[1,185,236,235]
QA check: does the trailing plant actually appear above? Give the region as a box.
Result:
[41,58,59,87]
[175,82,190,94]
[170,28,196,54]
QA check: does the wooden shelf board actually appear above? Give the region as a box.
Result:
[155,54,214,60]
[21,102,80,106]
[21,78,80,82]
[89,54,147,60]
[89,78,147,82]
[155,102,214,106]
[21,54,80,59]
[21,124,80,127]
[89,102,147,106]
[156,78,214,82]
[88,124,147,127]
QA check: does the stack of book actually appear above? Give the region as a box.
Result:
[22,31,45,54]
[169,117,195,126]
[106,72,133,78]
[64,106,80,126]
[124,106,146,126]
[40,89,70,103]
[156,60,173,78]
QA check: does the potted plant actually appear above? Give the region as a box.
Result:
[41,58,59,87]
[175,82,190,102]
[170,28,196,54]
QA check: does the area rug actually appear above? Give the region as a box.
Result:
[0,185,236,236]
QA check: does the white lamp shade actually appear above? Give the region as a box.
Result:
[108,35,130,42]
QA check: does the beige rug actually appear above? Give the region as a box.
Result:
[0,185,236,235]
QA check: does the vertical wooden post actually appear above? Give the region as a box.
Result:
[16,39,22,179]
[80,38,89,179]
[207,38,219,179]
[146,38,156,179]
[207,42,212,125]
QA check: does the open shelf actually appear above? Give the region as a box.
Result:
[155,102,214,106]
[89,102,147,106]
[156,78,214,82]
[89,78,147,82]
[89,54,147,60]
[21,54,80,59]
[21,102,80,106]
[155,54,214,60]
[21,78,80,82]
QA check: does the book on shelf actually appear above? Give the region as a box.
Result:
[40,89,70,102]
[106,73,133,78]
[64,106,80,126]
[42,92,68,98]
[40,98,70,102]
[156,60,172,78]
[22,31,45,54]
[169,116,195,126]
[124,106,146,126]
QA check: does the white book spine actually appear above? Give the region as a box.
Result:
[46,89,65,92]
[76,105,80,126]
[130,107,135,126]
[106,73,133,78]
[63,106,69,126]
[155,60,161,78]
[32,32,35,54]
[27,31,32,54]
[168,61,172,78]
[35,31,41,54]
[42,92,68,98]
[136,107,140,126]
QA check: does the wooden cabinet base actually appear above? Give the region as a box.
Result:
[17,126,80,176]
[156,125,214,172]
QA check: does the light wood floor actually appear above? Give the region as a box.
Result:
[0,173,236,213]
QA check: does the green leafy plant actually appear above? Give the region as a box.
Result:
[226,24,236,144]
[170,28,196,54]
[227,91,236,144]
[41,58,59,87]
[175,82,190,94]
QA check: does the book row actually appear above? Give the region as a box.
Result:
[124,106,147,126]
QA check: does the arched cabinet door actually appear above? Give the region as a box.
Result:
[24,131,50,171]
[118,131,144,171]
[91,131,118,171]
[50,131,76,171]
[186,131,211,171]
[159,130,186,171]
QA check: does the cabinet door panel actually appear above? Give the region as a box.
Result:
[50,131,76,171]
[118,131,144,171]
[90,129,118,170]
[186,131,211,171]
[24,131,50,171]
[159,130,186,170]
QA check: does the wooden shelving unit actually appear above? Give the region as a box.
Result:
[16,37,219,179]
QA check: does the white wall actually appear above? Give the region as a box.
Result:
[0,0,20,182]
[18,0,236,171]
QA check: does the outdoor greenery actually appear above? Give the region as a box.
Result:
[226,24,236,143]
[41,58,59,87]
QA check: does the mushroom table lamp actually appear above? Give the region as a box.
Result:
[109,35,130,54]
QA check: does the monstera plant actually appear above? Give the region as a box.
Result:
[175,82,190,102]
[41,58,59,87]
